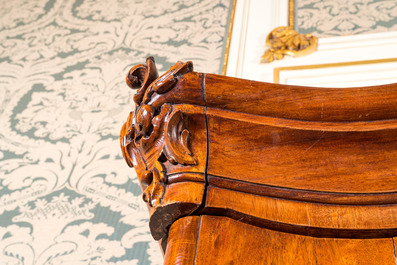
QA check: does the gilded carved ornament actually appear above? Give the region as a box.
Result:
[261,26,318,63]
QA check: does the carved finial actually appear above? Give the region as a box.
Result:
[261,26,318,63]
[126,56,159,104]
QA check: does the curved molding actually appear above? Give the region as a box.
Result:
[208,175,397,206]
[204,73,397,122]
[207,107,397,132]
[205,186,397,237]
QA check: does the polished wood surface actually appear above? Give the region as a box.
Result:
[191,216,395,265]
[204,73,397,122]
[207,113,397,193]
[163,216,200,265]
[121,57,397,264]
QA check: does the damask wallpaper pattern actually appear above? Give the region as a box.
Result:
[0,0,233,264]
[296,0,397,37]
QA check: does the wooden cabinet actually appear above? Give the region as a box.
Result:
[121,57,397,264]
[165,216,396,264]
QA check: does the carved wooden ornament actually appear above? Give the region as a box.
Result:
[121,58,397,264]
[120,57,196,207]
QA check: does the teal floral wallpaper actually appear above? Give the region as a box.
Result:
[0,0,233,264]
[296,0,397,37]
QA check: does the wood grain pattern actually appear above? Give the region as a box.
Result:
[148,181,205,241]
[194,215,396,265]
[207,107,397,132]
[121,58,397,263]
[208,174,397,205]
[204,73,397,122]
[163,216,201,265]
[207,113,397,193]
[205,186,397,236]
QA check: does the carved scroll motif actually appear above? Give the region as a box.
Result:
[120,57,196,207]
[261,26,318,63]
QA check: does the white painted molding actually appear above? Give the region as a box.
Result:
[226,0,250,77]
[226,0,289,78]
[319,31,397,51]
[278,60,397,87]
[226,0,397,86]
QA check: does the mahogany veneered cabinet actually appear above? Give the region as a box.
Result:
[120,57,397,264]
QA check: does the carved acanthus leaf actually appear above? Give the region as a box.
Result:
[142,161,166,207]
[164,110,196,166]
[120,57,196,207]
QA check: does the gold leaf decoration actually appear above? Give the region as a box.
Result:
[261,26,318,63]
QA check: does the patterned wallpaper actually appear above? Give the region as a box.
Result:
[296,0,397,37]
[0,0,233,264]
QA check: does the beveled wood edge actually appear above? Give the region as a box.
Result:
[208,174,397,205]
[202,206,397,239]
[207,72,397,91]
[207,107,397,132]
[204,73,397,122]
[167,172,205,184]
[203,186,397,237]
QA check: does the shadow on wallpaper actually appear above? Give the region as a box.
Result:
[0,0,233,264]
